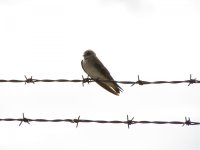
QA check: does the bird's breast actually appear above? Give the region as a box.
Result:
[83,59,106,79]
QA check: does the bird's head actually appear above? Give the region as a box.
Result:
[83,49,96,60]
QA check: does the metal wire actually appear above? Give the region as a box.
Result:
[0,114,199,128]
[0,75,199,128]
[0,74,199,86]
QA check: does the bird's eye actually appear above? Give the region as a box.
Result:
[86,52,91,55]
[85,51,92,56]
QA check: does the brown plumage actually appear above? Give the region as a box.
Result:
[81,50,123,96]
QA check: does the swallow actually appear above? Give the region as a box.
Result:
[81,49,123,96]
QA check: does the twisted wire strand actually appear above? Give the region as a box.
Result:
[0,74,199,86]
[0,114,199,128]
[0,75,199,128]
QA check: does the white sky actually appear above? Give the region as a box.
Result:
[0,0,200,150]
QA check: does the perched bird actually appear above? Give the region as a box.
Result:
[81,49,123,96]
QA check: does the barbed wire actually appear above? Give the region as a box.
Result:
[1,75,199,129]
[0,74,199,86]
[0,113,199,128]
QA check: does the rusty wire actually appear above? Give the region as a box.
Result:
[0,113,199,128]
[0,74,199,86]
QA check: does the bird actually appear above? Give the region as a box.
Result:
[81,49,123,96]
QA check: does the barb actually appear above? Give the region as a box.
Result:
[82,75,91,87]
[0,114,199,128]
[0,74,199,86]
[74,116,80,128]
[24,75,35,84]
[188,74,198,86]
[127,115,135,129]
[19,113,30,126]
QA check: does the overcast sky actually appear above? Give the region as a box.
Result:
[0,0,200,150]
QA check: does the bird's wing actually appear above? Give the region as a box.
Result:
[93,57,123,95]
[94,79,121,96]
[81,58,123,95]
